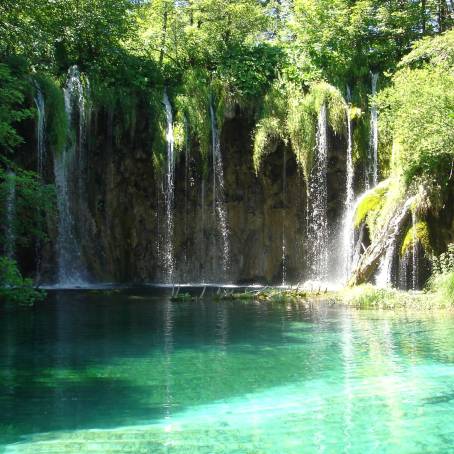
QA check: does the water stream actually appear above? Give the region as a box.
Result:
[209,100,230,278]
[341,91,355,282]
[162,90,175,283]
[412,211,419,290]
[54,66,89,286]
[33,81,46,280]
[34,82,46,177]
[307,104,329,281]
[282,150,287,286]
[375,198,414,288]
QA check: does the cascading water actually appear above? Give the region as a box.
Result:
[162,90,175,283]
[341,89,355,282]
[33,81,46,280]
[34,82,46,176]
[200,179,206,282]
[281,150,287,286]
[209,99,230,278]
[411,211,419,290]
[307,104,329,281]
[183,116,192,281]
[366,73,379,189]
[399,253,409,290]
[54,66,89,285]
[375,198,414,288]
[3,171,16,260]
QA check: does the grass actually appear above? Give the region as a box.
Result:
[213,280,454,311]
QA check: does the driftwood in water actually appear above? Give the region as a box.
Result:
[348,198,414,286]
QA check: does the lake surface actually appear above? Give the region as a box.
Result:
[1,290,453,453]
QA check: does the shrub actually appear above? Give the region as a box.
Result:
[0,257,45,305]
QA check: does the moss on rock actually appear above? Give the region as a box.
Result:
[400,221,431,256]
[354,181,389,228]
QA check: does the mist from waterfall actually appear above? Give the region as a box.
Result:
[54,66,89,286]
[209,100,230,278]
[162,90,175,283]
[307,104,329,281]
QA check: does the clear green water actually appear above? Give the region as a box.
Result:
[0,290,453,453]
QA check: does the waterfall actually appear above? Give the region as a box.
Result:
[367,73,379,188]
[200,179,206,282]
[282,150,287,286]
[348,190,372,274]
[399,252,409,290]
[341,90,355,282]
[162,90,175,283]
[54,66,89,285]
[411,211,419,290]
[3,171,16,260]
[33,81,46,281]
[375,198,414,288]
[307,104,329,281]
[209,100,230,277]
[183,116,191,282]
[34,82,46,176]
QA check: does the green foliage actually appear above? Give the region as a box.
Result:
[253,117,286,173]
[290,0,425,85]
[426,244,454,304]
[401,221,431,257]
[0,62,32,153]
[431,244,454,276]
[339,284,443,309]
[216,43,284,98]
[253,81,288,173]
[376,31,454,187]
[175,69,212,171]
[0,164,56,248]
[286,85,317,181]
[428,271,454,303]
[0,257,45,304]
[253,80,347,182]
[400,30,454,69]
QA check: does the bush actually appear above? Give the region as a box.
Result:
[0,257,45,305]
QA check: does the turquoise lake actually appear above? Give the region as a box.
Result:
[1,289,453,453]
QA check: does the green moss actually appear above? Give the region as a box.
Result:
[175,69,212,175]
[253,117,286,173]
[308,81,346,134]
[35,74,67,154]
[253,80,348,183]
[286,85,316,182]
[354,181,389,228]
[401,221,431,256]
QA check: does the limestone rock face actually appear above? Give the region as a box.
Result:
[25,103,350,285]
